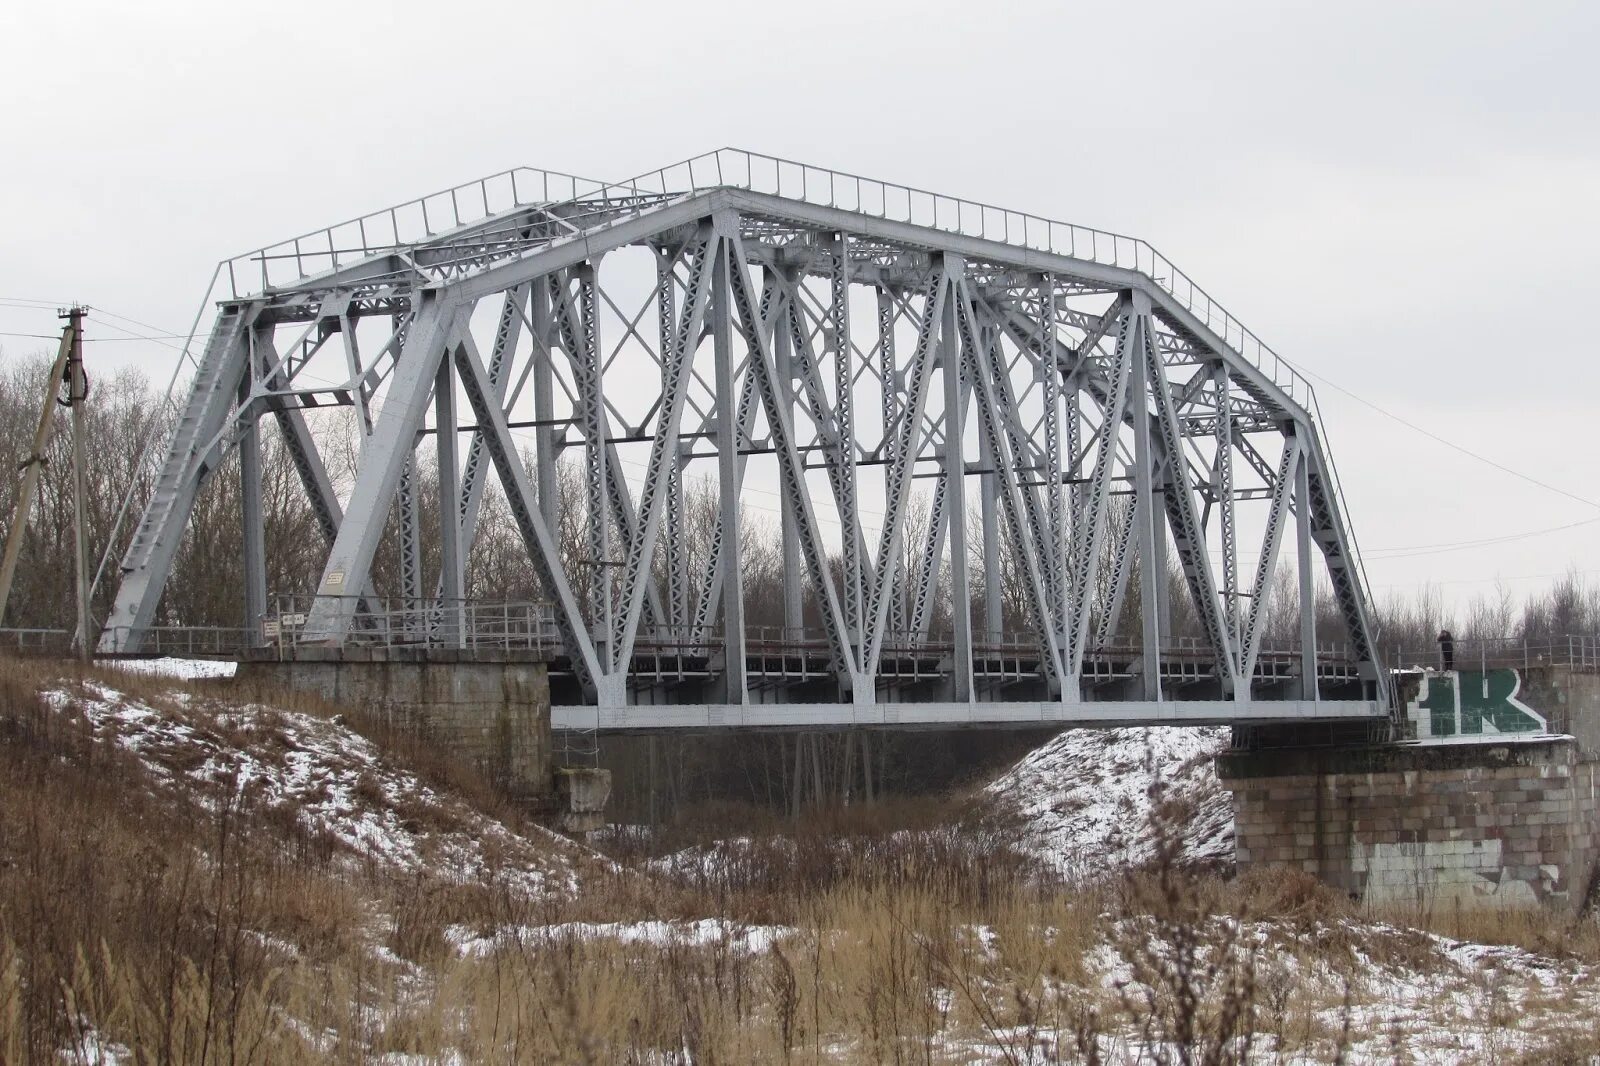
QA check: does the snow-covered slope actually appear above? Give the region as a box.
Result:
[986,725,1233,877]
[44,677,599,898]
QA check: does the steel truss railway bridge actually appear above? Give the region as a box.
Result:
[99,150,1388,732]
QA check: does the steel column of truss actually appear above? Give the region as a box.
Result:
[1144,310,1238,692]
[655,249,687,639]
[908,472,949,640]
[434,352,463,646]
[667,448,687,638]
[724,231,860,688]
[1295,449,1319,701]
[826,232,864,661]
[1127,295,1163,700]
[876,284,902,635]
[710,221,747,703]
[1301,434,1382,687]
[436,284,525,612]
[1214,363,1240,666]
[530,281,559,531]
[978,379,1003,645]
[940,262,973,701]
[302,296,462,642]
[392,311,423,636]
[1039,275,1065,657]
[398,458,422,633]
[774,269,805,633]
[238,360,267,642]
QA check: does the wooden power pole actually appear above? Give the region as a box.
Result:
[0,306,91,659]
[65,307,91,660]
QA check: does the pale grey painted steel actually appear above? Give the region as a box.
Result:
[398,457,422,635]
[555,699,1380,732]
[1128,300,1163,699]
[939,266,973,701]
[238,360,266,642]
[434,353,463,646]
[1242,436,1301,688]
[1295,449,1319,701]
[100,304,256,651]
[710,224,747,703]
[442,285,525,605]
[103,154,1388,722]
[1214,363,1240,662]
[301,297,460,642]
[774,271,804,633]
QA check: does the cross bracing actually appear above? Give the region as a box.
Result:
[99,149,1387,723]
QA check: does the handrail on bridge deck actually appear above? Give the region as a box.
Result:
[1386,635,1600,673]
[22,616,1600,681]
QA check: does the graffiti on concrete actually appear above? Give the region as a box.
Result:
[1410,669,1546,741]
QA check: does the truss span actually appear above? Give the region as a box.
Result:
[99,149,1387,723]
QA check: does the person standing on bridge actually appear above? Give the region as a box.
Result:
[1438,629,1455,672]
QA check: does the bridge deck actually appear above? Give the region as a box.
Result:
[552,698,1382,733]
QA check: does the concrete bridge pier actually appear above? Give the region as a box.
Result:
[238,649,609,832]
[1218,666,1600,912]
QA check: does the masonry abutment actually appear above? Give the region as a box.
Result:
[236,651,611,830]
[1219,667,1600,911]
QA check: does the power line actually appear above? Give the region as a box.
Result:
[1365,516,1600,560]
[1295,361,1600,511]
[0,330,188,343]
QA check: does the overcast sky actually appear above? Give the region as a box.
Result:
[3,0,1597,617]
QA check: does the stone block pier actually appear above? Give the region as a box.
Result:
[1219,665,1600,911]
[238,648,606,831]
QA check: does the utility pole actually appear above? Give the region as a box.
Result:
[0,308,90,656]
[65,306,92,662]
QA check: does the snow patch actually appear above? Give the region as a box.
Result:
[101,656,237,679]
[987,726,1232,876]
[447,918,794,958]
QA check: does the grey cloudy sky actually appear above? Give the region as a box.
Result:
[2,0,1596,614]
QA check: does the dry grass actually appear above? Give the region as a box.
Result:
[4,655,1600,1062]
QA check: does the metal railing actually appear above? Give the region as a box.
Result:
[0,628,72,655]
[1387,635,1600,673]
[94,598,559,659]
[97,625,259,658]
[628,623,1359,664]
[267,595,558,655]
[220,166,617,298]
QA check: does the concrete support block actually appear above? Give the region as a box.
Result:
[239,655,555,803]
[1218,734,1598,913]
[554,767,613,835]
